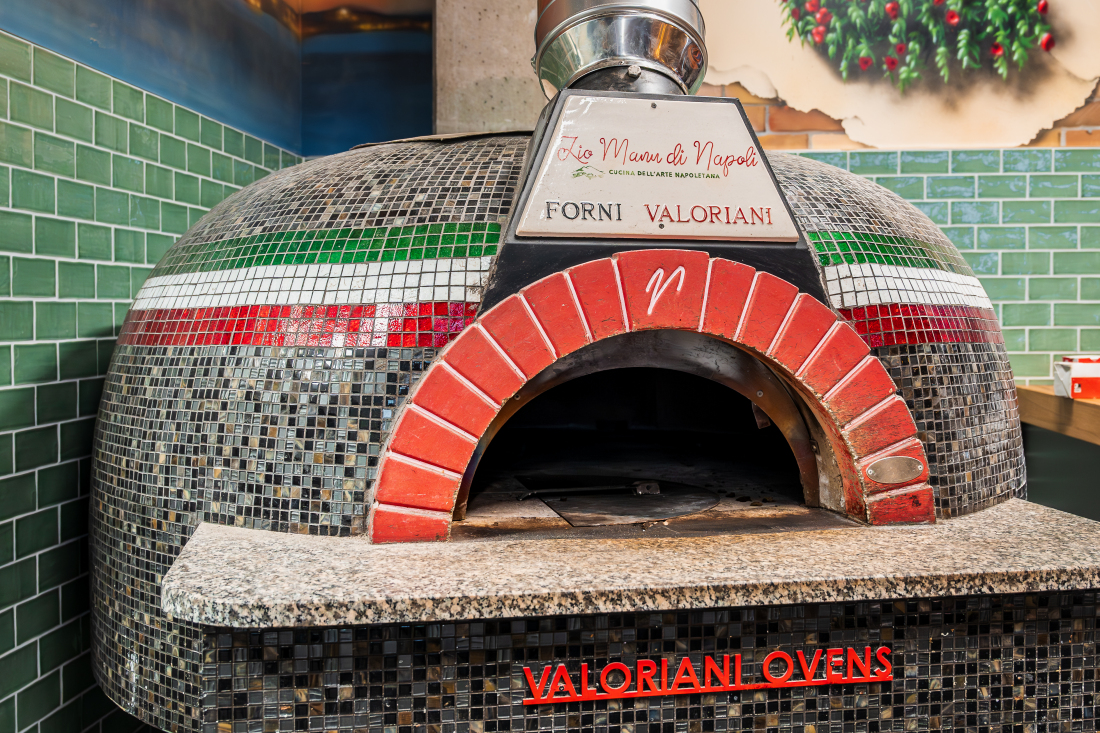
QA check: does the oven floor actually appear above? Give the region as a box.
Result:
[452,450,857,542]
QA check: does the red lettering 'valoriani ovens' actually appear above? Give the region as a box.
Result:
[90,1,1100,732]
[522,647,895,705]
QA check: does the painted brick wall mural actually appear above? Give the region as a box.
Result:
[700,81,1100,152]
[0,30,298,733]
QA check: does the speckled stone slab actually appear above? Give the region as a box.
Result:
[162,499,1100,628]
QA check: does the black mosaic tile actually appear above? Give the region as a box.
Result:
[200,592,1099,733]
[91,137,529,733]
[879,343,1025,517]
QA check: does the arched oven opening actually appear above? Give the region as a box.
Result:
[450,330,854,540]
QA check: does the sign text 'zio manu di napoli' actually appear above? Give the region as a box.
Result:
[517,95,799,242]
[522,647,893,705]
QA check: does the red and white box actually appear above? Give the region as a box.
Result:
[1053,355,1100,399]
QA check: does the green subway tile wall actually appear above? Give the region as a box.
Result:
[0,31,299,733]
[802,148,1100,384]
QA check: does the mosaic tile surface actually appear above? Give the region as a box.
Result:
[91,136,1025,729]
[770,154,1024,517]
[174,138,524,245]
[770,155,989,315]
[880,344,1024,517]
[91,136,530,732]
[153,223,502,277]
[200,591,1099,733]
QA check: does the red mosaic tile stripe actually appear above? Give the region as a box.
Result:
[839,304,1003,347]
[117,302,478,348]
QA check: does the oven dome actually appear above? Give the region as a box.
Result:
[90,134,1022,729]
[773,153,1024,518]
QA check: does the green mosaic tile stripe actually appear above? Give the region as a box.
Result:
[164,226,964,278]
[160,225,969,280]
[807,230,971,274]
[156,222,503,276]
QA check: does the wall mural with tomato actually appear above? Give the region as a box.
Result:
[779,0,1055,91]
[695,0,1098,149]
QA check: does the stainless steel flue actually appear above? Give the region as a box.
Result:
[533,0,707,97]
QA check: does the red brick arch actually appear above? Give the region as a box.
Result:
[368,250,933,543]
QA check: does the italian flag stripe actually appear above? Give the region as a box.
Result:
[119,302,479,349]
[132,258,492,311]
[808,230,970,274]
[156,223,502,276]
[840,304,1003,347]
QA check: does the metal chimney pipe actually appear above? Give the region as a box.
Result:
[533,0,707,97]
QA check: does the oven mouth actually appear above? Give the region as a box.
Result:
[515,474,723,527]
[449,330,855,541]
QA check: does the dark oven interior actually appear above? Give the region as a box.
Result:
[451,331,856,541]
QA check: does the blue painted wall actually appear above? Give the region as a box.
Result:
[0,0,302,152]
[0,0,435,155]
[302,31,432,156]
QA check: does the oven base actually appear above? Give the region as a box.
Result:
[197,590,1098,733]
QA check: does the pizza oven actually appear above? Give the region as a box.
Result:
[89,0,1026,729]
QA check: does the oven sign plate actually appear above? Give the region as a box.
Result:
[522,647,893,705]
[516,94,799,242]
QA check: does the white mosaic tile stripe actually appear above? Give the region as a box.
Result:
[132,257,493,310]
[824,263,993,310]
[137,256,993,314]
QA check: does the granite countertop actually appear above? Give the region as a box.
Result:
[162,499,1100,628]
